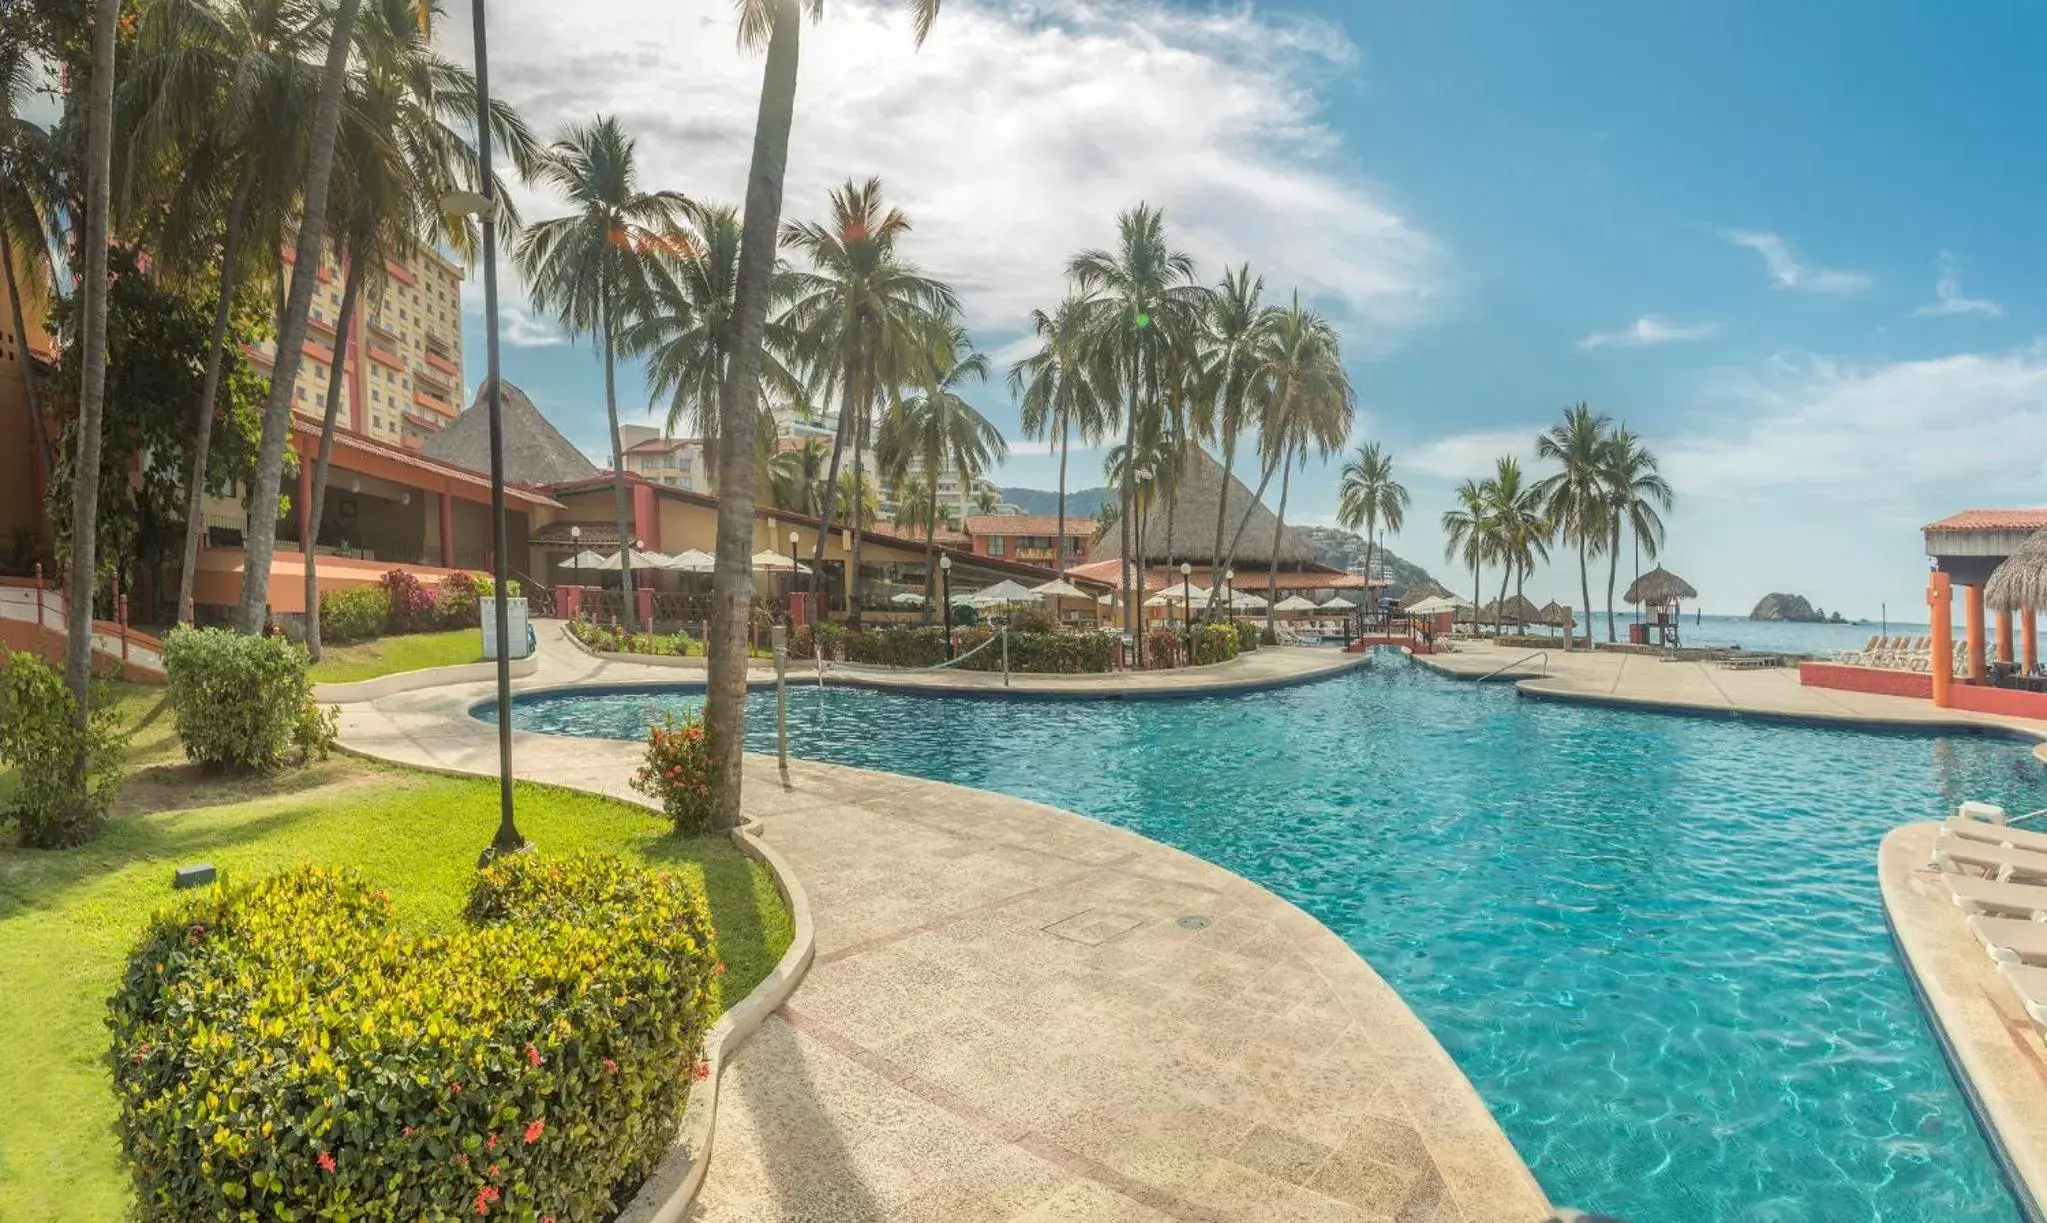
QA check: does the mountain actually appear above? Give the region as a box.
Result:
[1292,525,1442,596]
[998,486,1110,520]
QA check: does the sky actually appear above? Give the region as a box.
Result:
[440,0,2047,619]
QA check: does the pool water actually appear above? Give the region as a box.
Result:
[483,660,2047,1221]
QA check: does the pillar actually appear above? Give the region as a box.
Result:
[438,493,455,568]
[1930,572,1953,708]
[2025,607,2038,673]
[1965,581,1987,682]
[1996,608,2015,667]
[632,483,660,551]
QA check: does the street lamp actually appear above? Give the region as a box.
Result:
[940,554,954,659]
[1225,568,1234,620]
[570,524,581,617]
[1180,560,1193,666]
[789,529,801,623]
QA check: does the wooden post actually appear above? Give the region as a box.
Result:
[2025,606,2038,673]
[1930,572,1954,707]
[1965,581,1987,683]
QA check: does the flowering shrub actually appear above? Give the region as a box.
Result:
[1147,627,1182,668]
[435,571,483,628]
[163,627,336,773]
[566,618,701,657]
[632,711,717,834]
[0,649,124,847]
[317,585,389,644]
[790,620,846,661]
[380,569,438,635]
[107,855,718,1221]
[1192,623,1240,666]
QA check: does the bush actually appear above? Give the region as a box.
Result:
[958,629,1116,674]
[1193,623,1241,666]
[0,650,124,847]
[435,570,482,629]
[631,710,717,834]
[1235,620,1260,653]
[1260,624,1279,646]
[318,585,389,645]
[380,569,437,635]
[1147,627,1181,668]
[951,602,982,627]
[1004,605,1059,635]
[107,855,719,1222]
[566,618,700,657]
[162,627,336,773]
[842,625,952,667]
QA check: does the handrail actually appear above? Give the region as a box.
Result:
[1475,650,1547,684]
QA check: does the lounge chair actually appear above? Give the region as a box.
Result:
[1941,815,2047,855]
[1946,874,2047,918]
[1966,914,2047,965]
[1999,962,2047,1026]
[1833,634,1882,665]
[1930,833,2047,881]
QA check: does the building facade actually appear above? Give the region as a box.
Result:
[961,515,1092,567]
[622,431,713,492]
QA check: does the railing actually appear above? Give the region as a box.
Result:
[1475,650,1547,683]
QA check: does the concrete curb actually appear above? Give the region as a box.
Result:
[312,653,538,704]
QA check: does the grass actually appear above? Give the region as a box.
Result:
[307,628,483,683]
[0,697,793,1222]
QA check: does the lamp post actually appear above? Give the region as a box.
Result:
[940,554,954,658]
[790,530,801,623]
[1225,568,1234,621]
[570,524,581,617]
[1180,560,1192,666]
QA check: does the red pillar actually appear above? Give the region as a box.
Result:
[633,483,660,551]
[438,493,455,568]
[1930,572,1953,708]
[2025,607,2038,673]
[1965,582,1987,682]
[1996,608,2015,666]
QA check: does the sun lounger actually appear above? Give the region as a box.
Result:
[1946,874,2047,918]
[1999,962,2047,1026]
[1930,833,2047,881]
[1967,914,2047,964]
[1941,816,2047,855]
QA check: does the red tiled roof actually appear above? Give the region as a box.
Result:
[626,436,701,454]
[1062,558,1381,590]
[1925,509,2047,532]
[962,515,1094,538]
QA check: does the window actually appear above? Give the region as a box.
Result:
[371,390,381,403]
[988,537,1005,557]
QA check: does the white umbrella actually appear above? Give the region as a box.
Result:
[663,548,717,573]
[1272,594,1320,612]
[555,549,609,571]
[751,549,811,574]
[1320,595,1357,610]
[889,591,927,606]
[1406,594,1468,616]
[1145,580,1211,608]
[1224,588,1267,611]
[970,578,1043,605]
[1031,578,1091,599]
[594,548,671,571]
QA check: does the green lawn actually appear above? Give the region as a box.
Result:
[0,746,793,1221]
[307,628,483,683]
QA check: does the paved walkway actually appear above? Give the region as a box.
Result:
[334,629,1549,1222]
[1414,641,2047,738]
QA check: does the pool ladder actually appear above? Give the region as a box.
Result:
[1475,650,1547,684]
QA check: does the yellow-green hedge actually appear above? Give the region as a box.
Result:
[106,854,719,1220]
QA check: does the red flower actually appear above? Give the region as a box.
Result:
[474,1183,500,1215]
[602,1058,618,1076]
[450,1081,462,1094]
[713,961,727,977]
[523,1118,545,1145]
[489,1162,501,1178]
[402,1125,415,1137]
[693,1060,710,1082]
[486,1132,498,1151]
[526,1043,543,1067]
[317,1151,336,1174]
[685,725,703,742]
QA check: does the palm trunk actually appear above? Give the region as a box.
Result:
[1266,459,1291,635]
[1495,564,1510,637]
[923,485,938,625]
[706,0,799,827]
[1579,537,1595,652]
[810,358,855,603]
[65,0,118,732]
[1208,430,1234,621]
[174,167,256,626]
[1054,415,1069,577]
[0,197,52,489]
[1223,454,1279,573]
[1119,352,1136,657]
[235,0,362,634]
[848,401,867,626]
[1471,562,1479,633]
[1515,562,1526,633]
[302,261,360,661]
[600,280,637,631]
[1605,520,1620,642]
[1363,510,1376,627]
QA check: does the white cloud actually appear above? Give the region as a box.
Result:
[1726,230,1871,294]
[1913,251,2000,318]
[442,0,1448,345]
[498,304,567,348]
[1576,315,1720,350]
[1405,428,1543,480]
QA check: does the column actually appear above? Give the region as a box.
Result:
[1997,608,2015,667]
[438,492,455,568]
[2025,607,2038,673]
[1965,581,1987,682]
[1930,572,1953,708]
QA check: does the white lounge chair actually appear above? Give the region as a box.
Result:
[1946,874,2047,918]
[1999,962,2047,1026]
[1940,813,2047,856]
[1832,634,1882,665]
[1930,833,2047,881]
[1966,914,2047,964]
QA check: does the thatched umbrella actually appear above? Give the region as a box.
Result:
[1540,601,1571,635]
[1986,530,2047,612]
[1624,565,1698,607]
[1500,593,1541,628]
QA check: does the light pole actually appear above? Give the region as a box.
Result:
[789,529,801,623]
[570,524,581,618]
[940,554,954,658]
[1180,560,1192,666]
[1225,568,1234,622]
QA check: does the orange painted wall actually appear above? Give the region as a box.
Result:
[1798,662,1935,700]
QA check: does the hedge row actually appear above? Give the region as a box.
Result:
[318,570,521,645]
[790,624,1118,673]
[107,854,719,1221]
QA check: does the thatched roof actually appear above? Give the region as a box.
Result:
[1480,594,1542,623]
[1088,441,1320,568]
[421,378,599,486]
[1624,565,1697,605]
[1540,600,1571,627]
[1986,529,2047,611]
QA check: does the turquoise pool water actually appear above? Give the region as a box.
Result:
[482,661,2047,1221]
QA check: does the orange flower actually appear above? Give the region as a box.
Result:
[524,1118,545,1144]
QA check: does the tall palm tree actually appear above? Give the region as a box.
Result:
[831,468,877,528]
[1009,295,1108,577]
[515,116,687,631]
[235,0,367,633]
[1336,440,1408,599]
[706,0,950,826]
[781,177,956,620]
[1441,477,1491,628]
[1600,425,1672,641]
[1103,406,1174,594]
[1201,263,1274,588]
[765,437,829,515]
[0,42,58,492]
[1535,402,1612,649]
[879,322,1003,620]
[971,486,1000,514]
[1483,455,1547,634]
[1246,297,1353,629]
[1067,204,1204,641]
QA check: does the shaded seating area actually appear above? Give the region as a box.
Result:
[1622,565,1697,647]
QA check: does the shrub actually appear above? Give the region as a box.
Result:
[1147,627,1182,668]
[107,856,719,1222]
[162,627,336,773]
[1193,622,1240,665]
[842,625,952,667]
[951,602,982,627]
[380,569,437,635]
[1235,620,1260,653]
[1260,624,1279,646]
[631,710,717,834]
[1005,605,1059,635]
[0,650,124,847]
[435,571,482,629]
[318,585,389,645]
[957,629,1116,674]
[567,618,700,658]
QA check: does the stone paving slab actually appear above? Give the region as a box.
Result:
[334,628,1549,1222]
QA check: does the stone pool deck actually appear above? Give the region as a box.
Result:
[332,629,1549,1221]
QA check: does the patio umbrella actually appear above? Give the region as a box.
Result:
[1225,588,1267,611]
[555,550,609,571]
[1272,595,1320,612]
[1540,600,1571,627]
[1031,578,1091,599]
[1987,529,2047,611]
[970,578,1043,605]
[1320,595,1357,611]
[751,549,811,574]
[1145,580,1211,607]
[1623,565,1698,607]
[1499,593,1542,625]
[593,548,671,571]
[889,591,927,606]
[663,548,717,573]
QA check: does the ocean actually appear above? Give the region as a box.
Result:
[1573,611,1926,657]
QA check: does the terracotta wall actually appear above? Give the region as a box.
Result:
[1798,662,1934,699]
[1947,684,2047,720]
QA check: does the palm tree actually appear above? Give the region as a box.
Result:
[1201,264,1274,588]
[515,116,687,631]
[1247,297,1353,629]
[705,0,950,826]
[1009,295,1109,577]
[1600,426,1672,641]
[831,468,878,528]
[1103,407,1174,590]
[781,177,957,620]
[1483,456,1547,634]
[765,437,829,515]
[234,0,367,632]
[1441,478,1491,629]
[0,42,58,490]
[1067,204,1204,640]
[879,322,1003,620]
[1336,440,1408,604]
[1535,402,1612,649]
[971,486,1000,514]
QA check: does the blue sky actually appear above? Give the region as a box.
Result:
[455,0,2047,617]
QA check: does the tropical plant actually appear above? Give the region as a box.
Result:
[765,436,829,515]
[633,710,717,834]
[515,116,688,632]
[1600,425,1672,641]
[162,627,335,773]
[1482,455,1548,633]
[1009,296,1109,576]
[971,485,1000,514]
[832,468,879,529]
[0,40,58,489]
[1244,297,1353,627]
[1534,403,1612,648]
[235,0,367,633]
[1441,477,1491,623]
[880,323,1002,618]
[1336,440,1409,599]
[1200,264,1275,587]
[0,649,123,848]
[1103,406,1174,595]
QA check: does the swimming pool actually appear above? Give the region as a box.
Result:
[482,660,2047,1221]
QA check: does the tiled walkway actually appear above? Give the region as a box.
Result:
[334,629,1550,1222]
